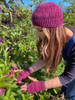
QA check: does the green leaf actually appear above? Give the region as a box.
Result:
[0,59,4,64]
[0,64,5,67]
[53,88,58,94]
[4,51,9,66]
[6,88,11,98]
[21,94,26,100]
[6,40,11,44]
[9,95,15,100]
[39,94,44,99]
[3,96,8,100]
[27,95,34,100]
[2,31,4,34]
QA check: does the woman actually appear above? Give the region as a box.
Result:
[14,2,75,100]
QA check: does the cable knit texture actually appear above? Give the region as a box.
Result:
[27,81,45,93]
[32,2,63,27]
[17,67,31,82]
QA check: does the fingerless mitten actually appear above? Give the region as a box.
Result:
[17,67,31,82]
[27,81,45,93]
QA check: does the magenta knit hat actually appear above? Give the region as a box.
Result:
[32,2,63,27]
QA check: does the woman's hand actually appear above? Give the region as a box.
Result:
[14,68,31,84]
[13,69,23,82]
[20,76,38,91]
[13,69,23,73]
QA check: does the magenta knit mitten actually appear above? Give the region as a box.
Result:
[27,81,45,93]
[16,67,31,83]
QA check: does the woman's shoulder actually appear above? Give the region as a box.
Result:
[63,34,75,58]
[65,26,75,33]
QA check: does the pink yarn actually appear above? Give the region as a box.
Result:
[27,81,45,93]
[32,2,63,27]
[16,68,31,82]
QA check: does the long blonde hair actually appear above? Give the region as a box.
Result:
[37,25,66,76]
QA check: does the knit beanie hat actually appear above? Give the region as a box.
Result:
[32,2,63,27]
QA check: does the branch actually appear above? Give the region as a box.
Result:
[7,0,11,5]
[9,12,13,23]
[3,0,9,8]
[0,24,9,29]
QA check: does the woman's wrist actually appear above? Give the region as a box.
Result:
[28,59,45,74]
[28,67,33,74]
[45,77,62,90]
